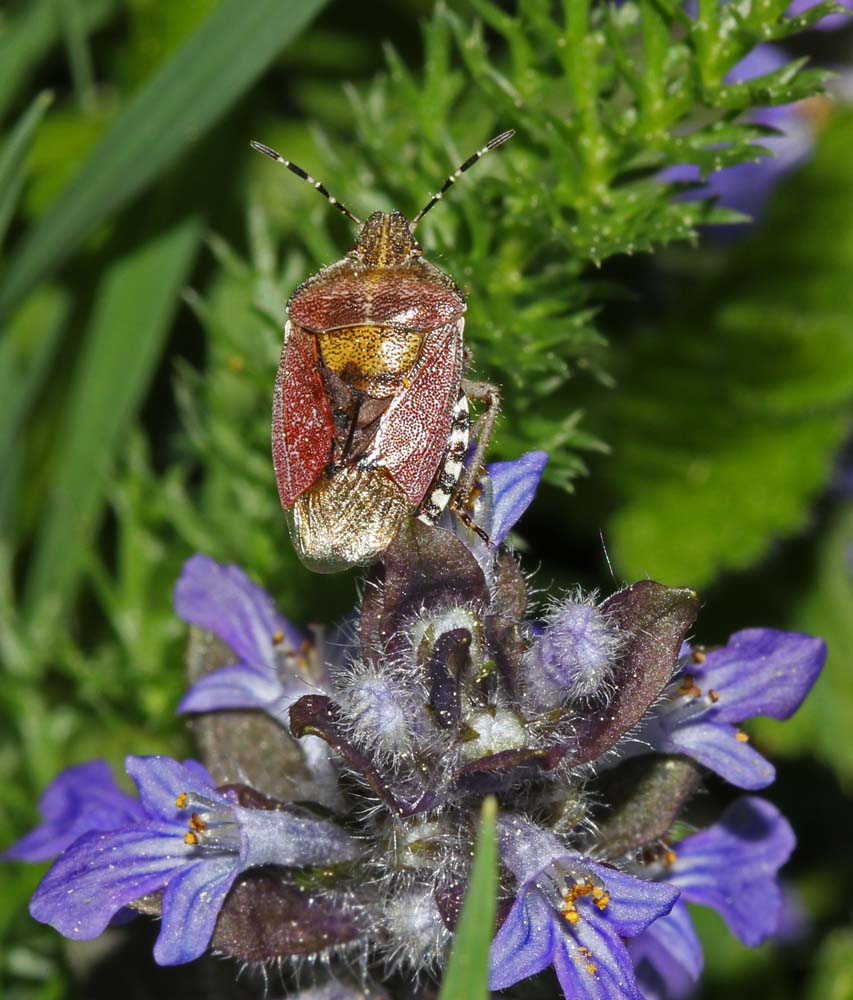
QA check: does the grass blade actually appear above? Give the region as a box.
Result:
[0,0,328,320]
[0,89,53,248]
[24,217,202,611]
[438,796,498,1000]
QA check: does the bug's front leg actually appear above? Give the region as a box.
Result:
[450,379,501,539]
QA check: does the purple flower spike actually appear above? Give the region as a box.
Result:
[29,755,360,965]
[4,761,143,862]
[642,628,825,789]
[485,451,549,544]
[489,816,678,999]
[630,797,794,998]
[175,555,315,725]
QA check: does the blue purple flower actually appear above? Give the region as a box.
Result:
[28,755,360,965]
[3,760,143,862]
[630,797,795,999]
[639,629,825,789]
[490,815,679,999]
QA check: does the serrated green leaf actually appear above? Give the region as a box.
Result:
[0,0,329,321]
[24,218,201,612]
[438,796,498,1000]
[597,110,853,587]
[0,90,52,247]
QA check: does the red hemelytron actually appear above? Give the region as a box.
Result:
[251,131,513,572]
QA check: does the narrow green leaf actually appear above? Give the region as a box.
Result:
[0,90,53,247]
[0,0,328,321]
[438,796,498,1000]
[24,217,201,611]
[0,0,116,120]
[0,286,71,530]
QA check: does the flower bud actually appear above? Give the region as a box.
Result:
[523,595,623,710]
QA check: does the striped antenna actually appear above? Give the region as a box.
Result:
[411,129,515,229]
[250,141,363,226]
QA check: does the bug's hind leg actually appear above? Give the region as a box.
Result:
[452,379,501,508]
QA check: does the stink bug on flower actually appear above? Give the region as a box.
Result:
[251,130,513,572]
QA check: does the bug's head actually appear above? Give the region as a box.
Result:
[353,211,419,267]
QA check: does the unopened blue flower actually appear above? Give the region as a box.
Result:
[28,755,360,965]
[630,797,795,1000]
[484,450,549,544]
[3,760,143,862]
[639,628,825,788]
[489,815,679,999]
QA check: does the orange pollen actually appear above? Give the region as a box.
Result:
[175,792,188,809]
[578,946,592,956]
[575,882,593,897]
[401,376,412,388]
[272,630,284,645]
[665,849,678,866]
[189,813,206,832]
[690,649,707,664]
[585,962,598,975]
[677,675,702,698]
[184,831,198,845]
[708,688,720,703]
[736,731,750,743]
[562,906,580,924]
[593,891,609,910]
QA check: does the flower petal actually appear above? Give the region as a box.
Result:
[174,554,304,668]
[153,855,239,965]
[665,720,776,789]
[485,451,549,544]
[693,629,825,724]
[583,861,680,937]
[488,888,557,990]
[29,824,188,939]
[670,797,795,946]
[628,900,703,1000]
[177,664,295,722]
[125,756,223,820]
[4,760,143,862]
[552,911,643,1000]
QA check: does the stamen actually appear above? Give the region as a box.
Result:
[736,730,749,743]
[539,864,609,928]
[175,792,241,853]
[708,688,720,703]
[175,792,188,809]
[272,630,284,645]
[690,649,707,664]
[184,831,198,845]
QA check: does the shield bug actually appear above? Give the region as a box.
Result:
[252,131,513,572]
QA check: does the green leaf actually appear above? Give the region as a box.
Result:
[752,504,853,788]
[0,286,70,531]
[0,0,116,120]
[24,217,202,611]
[596,110,853,587]
[438,796,498,1000]
[807,926,853,1000]
[0,90,53,247]
[0,0,329,321]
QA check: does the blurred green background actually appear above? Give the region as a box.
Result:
[1,0,852,997]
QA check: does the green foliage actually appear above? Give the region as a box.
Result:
[0,0,851,997]
[438,796,498,1000]
[585,110,853,587]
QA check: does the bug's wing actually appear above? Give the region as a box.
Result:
[371,319,465,507]
[272,321,334,507]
